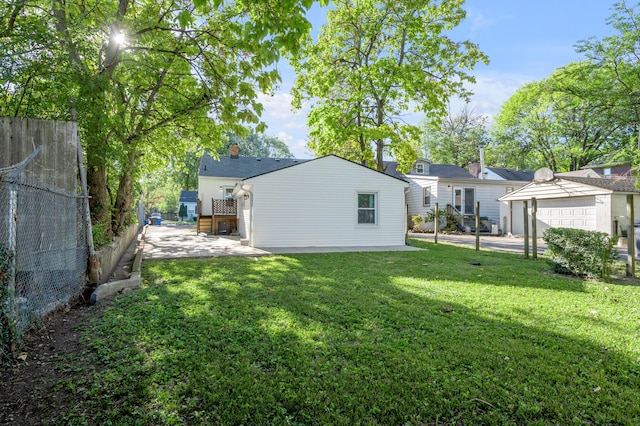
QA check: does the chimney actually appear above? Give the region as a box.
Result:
[229,142,239,159]
[469,162,481,178]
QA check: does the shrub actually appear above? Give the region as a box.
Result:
[92,222,112,249]
[424,208,447,223]
[542,228,619,281]
[411,215,423,232]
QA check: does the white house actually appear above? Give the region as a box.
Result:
[178,190,198,221]
[232,155,409,248]
[393,159,533,232]
[499,172,640,237]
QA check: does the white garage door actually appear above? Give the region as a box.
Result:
[536,197,597,231]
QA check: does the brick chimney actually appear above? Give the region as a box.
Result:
[229,142,239,158]
[468,162,481,178]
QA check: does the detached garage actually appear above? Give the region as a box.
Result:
[232,155,409,248]
[499,174,640,237]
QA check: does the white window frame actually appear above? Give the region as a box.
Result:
[416,163,424,174]
[357,192,378,225]
[604,168,611,179]
[222,186,234,200]
[423,186,431,207]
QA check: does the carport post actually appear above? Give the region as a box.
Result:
[627,194,635,277]
[523,200,529,259]
[434,203,439,244]
[531,197,538,260]
[475,201,480,251]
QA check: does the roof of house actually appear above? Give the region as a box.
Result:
[179,190,197,203]
[199,153,478,181]
[383,161,474,179]
[486,167,535,181]
[559,176,640,193]
[199,153,307,178]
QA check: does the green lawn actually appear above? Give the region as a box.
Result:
[64,239,640,424]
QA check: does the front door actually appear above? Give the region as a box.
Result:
[453,187,475,215]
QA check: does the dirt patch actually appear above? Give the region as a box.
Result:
[0,297,108,425]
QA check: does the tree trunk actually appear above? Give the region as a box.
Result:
[112,151,137,235]
[86,161,111,235]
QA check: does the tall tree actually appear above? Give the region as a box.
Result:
[1,0,323,235]
[421,105,490,167]
[492,64,630,172]
[574,1,640,161]
[291,0,487,172]
[224,133,294,158]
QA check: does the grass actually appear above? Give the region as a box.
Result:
[61,239,640,425]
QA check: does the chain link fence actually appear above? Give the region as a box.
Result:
[0,166,88,356]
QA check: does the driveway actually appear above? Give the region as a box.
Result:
[143,223,422,259]
[408,232,547,255]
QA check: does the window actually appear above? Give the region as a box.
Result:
[357,193,377,224]
[423,186,431,207]
[416,163,424,174]
[223,186,234,200]
[506,187,514,193]
[604,168,611,179]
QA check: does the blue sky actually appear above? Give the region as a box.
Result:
[257,1,619,158]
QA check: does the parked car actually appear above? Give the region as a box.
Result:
[149,212,162,225]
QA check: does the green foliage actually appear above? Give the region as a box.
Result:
[543,228,619,281]
[91,222,112,250]
[178,203,187,220]
[1,0,320,235]
[292,0,487,172]
[224,133,294,158]
[411,214,423,232]
[422,105,490,167]
[424,207,447,223]
[53,247,640,424]
[491,65,630,172]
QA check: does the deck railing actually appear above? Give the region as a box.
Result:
[212,198,237,216]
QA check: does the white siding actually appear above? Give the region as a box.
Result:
[244,156,408,247]
[406,177,526,226]
[197,176,242,216]
[610,194,640,235]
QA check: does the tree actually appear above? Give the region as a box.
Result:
[491,64,630,171]
[421,105,490,167]
[291,0,487,172]
[179,204,187,221]
[1,0,324,236]
[224,133,294,158]
[574,1,640,166]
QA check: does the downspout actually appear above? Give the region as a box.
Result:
[404,187,410,245]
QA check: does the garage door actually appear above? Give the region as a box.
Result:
[535,197,597,231]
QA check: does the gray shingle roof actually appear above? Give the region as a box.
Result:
[559,176,640,193]
[486,167,535,181]
[179,190,197,203]
[199,153,307,178]
[383,161,473,179]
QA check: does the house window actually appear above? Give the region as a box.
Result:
[416,163,424,174]
[604,168,611,179]
[223,186,234,200]
[423,187,431,207]
[506,187,514,193]
[357,192,377,224]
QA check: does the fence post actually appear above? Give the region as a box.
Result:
[523,200,529,259]
[531,197,538,260]
[434,203,439,244]
[475,201,480,251]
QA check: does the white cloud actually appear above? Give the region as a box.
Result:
[275,131,311,159]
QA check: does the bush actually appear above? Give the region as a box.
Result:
[411,215,423,232]
[542,228,619,281]
[92,222,112,249]
[424,208,447,223]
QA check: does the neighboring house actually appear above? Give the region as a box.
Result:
[232,155,409,248]
[396,159,532,232]
[178,190,198,220]
[499,171,640,237]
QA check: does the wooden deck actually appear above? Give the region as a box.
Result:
[196,198,238,234]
